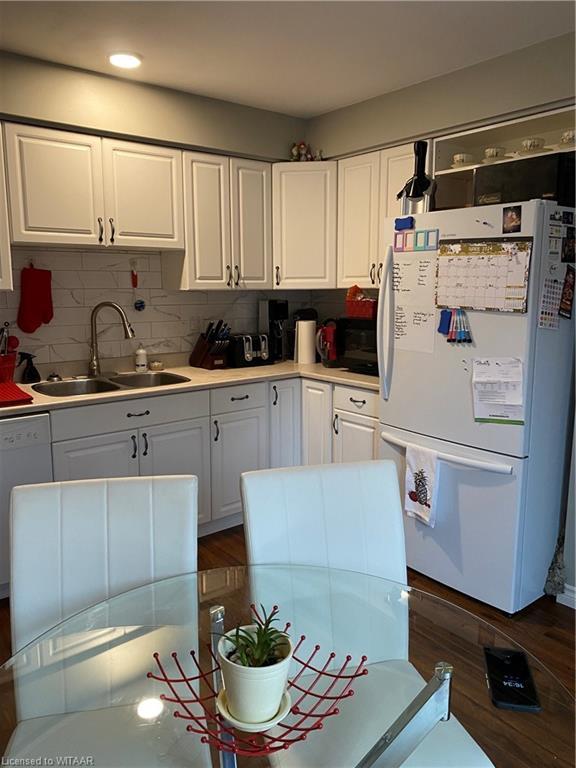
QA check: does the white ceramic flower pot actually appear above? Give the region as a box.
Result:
[217,626,293,724]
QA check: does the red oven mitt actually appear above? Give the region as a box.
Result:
[17,266,54,333]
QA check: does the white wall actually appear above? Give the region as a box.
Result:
[306,35,575,157]
[0,51,305,160]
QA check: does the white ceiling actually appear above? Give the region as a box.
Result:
[0,1,573,118]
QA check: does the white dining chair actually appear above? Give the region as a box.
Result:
[10,475,198,654]
[241,460,406,582]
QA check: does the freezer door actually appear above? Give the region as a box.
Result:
[379,426,528,613]
[377,201,547,458]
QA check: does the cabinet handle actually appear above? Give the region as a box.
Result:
[369,264,376,284]
[272,385,278,406]
[226,265,232,287]
[234,265,240,287]
[377,263,383,283]
[231,394,249,402]
[349,397,367,406]
[130,434,138,459]
[142,432,149,457]
[127,410,150,418]
[109,218,115,244]
[97,217,104,244]
[332,414,339,435]
[214,419,220,441]
[275,266,280,286]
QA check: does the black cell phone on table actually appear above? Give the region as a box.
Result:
[483,647,541,712]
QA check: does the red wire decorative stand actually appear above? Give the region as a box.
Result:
[148,606,368,758]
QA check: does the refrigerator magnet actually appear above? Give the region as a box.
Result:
[426,229,439,250]
[404,231,415,251]
[394,232,405,251]
[414,231,427,251]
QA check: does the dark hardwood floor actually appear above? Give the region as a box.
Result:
[0,525,573,767]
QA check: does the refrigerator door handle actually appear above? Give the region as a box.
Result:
[377,245,394,400]
[380,431,514,475]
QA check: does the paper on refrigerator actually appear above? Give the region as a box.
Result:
[472,358,524,425]
[393,254,436,353]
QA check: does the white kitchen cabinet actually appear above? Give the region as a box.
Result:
[52,430,138,481]
[4,123,105,246]
[270,379,301,468]
[230,158,272,289]
[180,152,231,289]
[138,418,211,526]
[337,152,380,289]
[102,139,184,249]
[301,379,333,465]
[272,161,337,289]
[0,129,13,290]
[211,407,268,520]
[379,143,416,220]
[332,410,379,463]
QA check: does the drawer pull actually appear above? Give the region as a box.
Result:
[369,264,376,284]
[272,385,278,406]
[97,217,104,243]
[231,395,249,402]
[214,420,220,441]
[130,435,137,459]
[332,414,339,435]
[142,432,149,457]
[109,217,115,244]
[127,410,150,418]
[349,397,367,406]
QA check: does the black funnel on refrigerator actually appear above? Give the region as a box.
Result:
[397,141,435,203]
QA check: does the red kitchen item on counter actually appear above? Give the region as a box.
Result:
[17,266,54,333]
[0,352,17,383]
[0,381,33,406]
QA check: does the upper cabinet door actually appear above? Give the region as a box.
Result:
[272,162,337,289]
[230,158,272,289]
[4,123,105,246]
[0,130,13,290]
[102,139,184,249]
[337,152,380,289]
[182,152,231,290]
[379,143,417,219]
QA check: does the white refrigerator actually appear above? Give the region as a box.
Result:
[376,200,574,612]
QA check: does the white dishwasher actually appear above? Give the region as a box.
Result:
[0,414,53,597]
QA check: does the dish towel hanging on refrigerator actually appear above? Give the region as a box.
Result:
[404,444,440,527]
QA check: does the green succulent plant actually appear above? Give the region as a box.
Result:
[223,605,288,668]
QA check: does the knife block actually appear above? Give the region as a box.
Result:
[189,336,228,370]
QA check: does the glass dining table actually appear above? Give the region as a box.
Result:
[0,565,573,768]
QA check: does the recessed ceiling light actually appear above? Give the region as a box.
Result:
[109,53,142,70]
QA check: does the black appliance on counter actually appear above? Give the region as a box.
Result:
[336,317,378,376]
[432,151,575,210]
[227,334,273,368]
[258,300,289,361]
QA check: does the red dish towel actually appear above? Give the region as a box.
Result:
[0,382,33,406]
[17,266,54,333]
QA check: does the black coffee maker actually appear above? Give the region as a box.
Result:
[258,300,289,361]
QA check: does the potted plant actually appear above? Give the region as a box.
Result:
[217,605,292,724]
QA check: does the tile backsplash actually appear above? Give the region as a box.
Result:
[1,248,346,379]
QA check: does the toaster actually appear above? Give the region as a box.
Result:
[227,334,273,367]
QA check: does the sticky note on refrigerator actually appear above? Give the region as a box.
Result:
[472,357,525,425]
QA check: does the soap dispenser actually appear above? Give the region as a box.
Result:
[18,352,41,384]
[135,343,148,372]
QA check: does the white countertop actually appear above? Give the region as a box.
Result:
[2,362,379,419]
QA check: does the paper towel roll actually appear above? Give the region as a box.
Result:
[295,320,317,364]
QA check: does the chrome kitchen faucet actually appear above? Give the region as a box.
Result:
[88,302,135,377]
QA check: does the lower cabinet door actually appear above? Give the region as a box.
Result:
[270,379,301,468]
[301,379,333,465]
[52,431,138,481]
[332,410,378,463]
[211,407,268,520]
[138,418,212,526]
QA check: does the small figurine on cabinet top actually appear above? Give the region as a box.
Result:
[289,141,323,161]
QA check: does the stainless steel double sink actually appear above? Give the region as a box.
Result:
[32,371,191,397]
